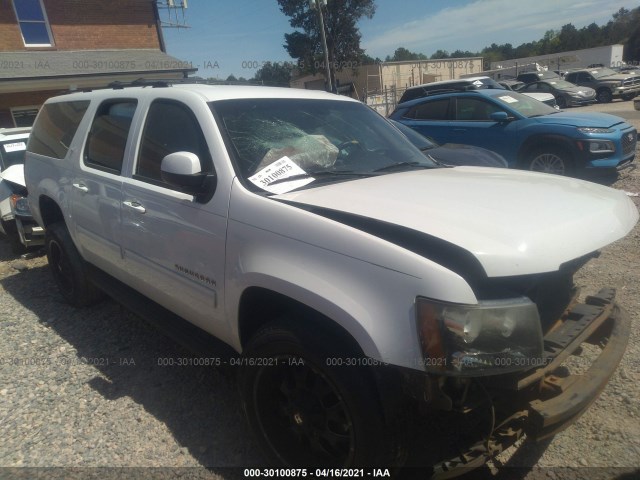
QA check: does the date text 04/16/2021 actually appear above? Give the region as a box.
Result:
[243,468,391,477]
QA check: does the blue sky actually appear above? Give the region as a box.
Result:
[161,0,635,79]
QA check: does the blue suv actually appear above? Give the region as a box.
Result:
[389,89,637,176]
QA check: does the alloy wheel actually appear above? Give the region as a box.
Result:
[529,153,566,175]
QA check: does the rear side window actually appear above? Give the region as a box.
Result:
[28,101,89,159]
[399,88,426,103]
[135,100,213,187]
[84,100,137,174]
[406,99,450,120]
[455,98,501,121]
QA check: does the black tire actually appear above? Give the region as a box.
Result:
[526,147,573,176]
[621,93,636,101]
[239,321,395,468]
[45,222,103,307]
[556,96,567,109]
[596,89,612,103]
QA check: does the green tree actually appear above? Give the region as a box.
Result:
[226,74,238,82]
[387,47,427,61]
[450,49,476,58]
[253,61,295,86]
[277,0,376,88]
[539,29,559,54]
[558,24,581,51]
[359,52,381,64]
[430,49,449,59]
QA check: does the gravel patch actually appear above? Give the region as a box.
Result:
[1,103,639,479]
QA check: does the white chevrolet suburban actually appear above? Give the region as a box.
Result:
[24,83,638,475]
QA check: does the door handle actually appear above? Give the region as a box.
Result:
[123,200,146,214]
[72,183,89,193]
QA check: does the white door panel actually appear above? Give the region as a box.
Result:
[120,180,226,334]
[71,174,124,272]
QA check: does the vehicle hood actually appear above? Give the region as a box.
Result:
[598,74,634,82]
[522,92,555,102]
[275,167,638,278]
[534,111,627,128]
[428,144,508,168]
[0,164,25,187]
[559,85,595,95]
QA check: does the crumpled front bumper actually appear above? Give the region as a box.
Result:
[523,288,629,439]
[429,288,629,478]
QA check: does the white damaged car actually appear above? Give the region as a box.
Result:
[25,85,638,475]
[0,127,44,253]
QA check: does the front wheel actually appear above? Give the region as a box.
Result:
[527,148,573,176]
[596,89,613,103]
[621,93,636,101]
[556,96,567,109]
[238,322,395,468]
[45,222,104,307]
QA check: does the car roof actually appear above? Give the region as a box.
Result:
[395,88,505,109]
[405,76,492,91]
[43,84,356,105]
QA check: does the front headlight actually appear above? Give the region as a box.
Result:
[416,297,543,376]
[586,140,615,153]
[577,127,613,134]
[10,194,32,217]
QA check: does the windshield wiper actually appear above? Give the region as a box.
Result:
[373,161,435,172]
[267,170,372,186]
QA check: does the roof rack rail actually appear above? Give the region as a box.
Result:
[108,78,171,89]
[420,86,480,96]
[63,78,175,94]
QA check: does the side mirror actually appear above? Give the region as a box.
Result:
[490,111,511,123]
[161,151,216,202]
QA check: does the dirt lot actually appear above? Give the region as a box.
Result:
[0,100,639,479]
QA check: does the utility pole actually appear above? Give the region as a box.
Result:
[310,0,332,92]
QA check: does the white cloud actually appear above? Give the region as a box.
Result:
[363,0,633,57]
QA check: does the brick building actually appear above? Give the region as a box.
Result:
[0,0,196,127]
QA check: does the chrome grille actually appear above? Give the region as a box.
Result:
[622,129,637,156]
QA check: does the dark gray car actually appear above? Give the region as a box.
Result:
[389,119,508,168]
[520,80,596,108]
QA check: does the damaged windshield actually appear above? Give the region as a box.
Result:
[210,98,437,194]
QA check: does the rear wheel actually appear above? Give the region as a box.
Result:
[527,148,573,176]
[239,321,395,467]
[556,96,567,109]
[46,222,104,307]
[596,89,613,103]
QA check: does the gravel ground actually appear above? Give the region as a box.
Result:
[1,101,639,480]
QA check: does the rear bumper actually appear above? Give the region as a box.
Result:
[15,216,45,248]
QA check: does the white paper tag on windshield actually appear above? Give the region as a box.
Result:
[3,142,26,153]
[499,95,518,103]
[248,156,315,194]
